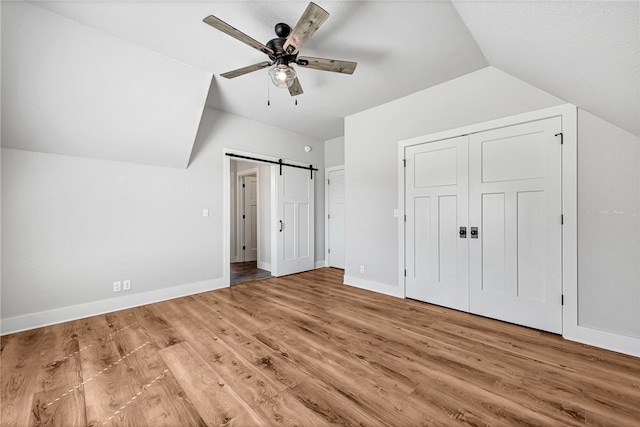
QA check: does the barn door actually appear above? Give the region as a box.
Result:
[405,136,469,311]
[272,166,315,276]
[469,117,563,333]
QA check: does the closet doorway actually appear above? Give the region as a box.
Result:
[400,109,569,334]
[230,160,271,285]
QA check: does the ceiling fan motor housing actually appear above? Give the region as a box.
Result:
[266,29,298,65]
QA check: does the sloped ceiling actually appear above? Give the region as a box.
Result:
[1,1,212,168]
[453,0,639,137]
[1,1,638,169]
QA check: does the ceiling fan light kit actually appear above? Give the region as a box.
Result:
[203,2,357,97]
[269,62,297,88]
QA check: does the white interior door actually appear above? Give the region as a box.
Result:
[469,117,563,333]
[405,136,469,311]
[327,168,345,268]
[272,166,315,276]
[242,175,258,262]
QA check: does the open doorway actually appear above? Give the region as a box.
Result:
[230,160,272,285]
[224,148,316,286]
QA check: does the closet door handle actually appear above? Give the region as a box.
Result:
[279,220,283,232]
[470,227,479,239]
[459,227,467,238]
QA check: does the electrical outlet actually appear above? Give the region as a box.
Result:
[113,281,122,292]
[360,265,365,274]
[123,280,131,291]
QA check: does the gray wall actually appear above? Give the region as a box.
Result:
[344,66,563,291]
[324,136,345,168]
[577,109,640,338]
[1,107,323,328]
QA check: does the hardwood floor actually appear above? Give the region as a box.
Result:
[230,261,272,285]
[2,267,639,426]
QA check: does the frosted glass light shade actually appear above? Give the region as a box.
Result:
[269,63,297,88]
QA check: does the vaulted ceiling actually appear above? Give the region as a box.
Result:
[2,1,638,168]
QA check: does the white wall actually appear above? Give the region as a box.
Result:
[577,109,640,339]
[325,136,345,168]
[258,164,272,271]
[344,66,563,294]
[1,107,323,333]
[230,161,237,262]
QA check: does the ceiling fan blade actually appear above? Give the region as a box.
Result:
[220,62,272,79]
[288,78,304,96]
[296,56,357,74]
[203,15,274,56]
[283,2,329,55]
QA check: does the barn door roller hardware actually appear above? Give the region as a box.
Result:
[226,153,317,179]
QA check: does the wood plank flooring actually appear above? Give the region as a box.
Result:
[2,267,640,426]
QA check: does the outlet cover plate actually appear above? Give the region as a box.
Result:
[113,281,122,292]
[123,280,131,291]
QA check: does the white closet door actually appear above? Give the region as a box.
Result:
[405,136,469,311]
[327,168,345,268]
[272,167,315,276]
[469,117,563,333]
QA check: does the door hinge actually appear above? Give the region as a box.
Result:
[242,214,245,219]
[328,214,330,219]
[327,179,330,185]
[404,214,406,222]
[402,159,406,167]
[404,269,407,277]
[561,294,564,306]
[242,183,245,188]
[328,248,331,254]
[242,246,246,250]
[555,132,564,144]
[561,214,564,225]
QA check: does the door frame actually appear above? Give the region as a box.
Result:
[325,165,345,268]
[236,168,259,262]
[397,104,577,336]
[223,148,314,285]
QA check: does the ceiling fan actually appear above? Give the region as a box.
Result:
[203,2,357,97]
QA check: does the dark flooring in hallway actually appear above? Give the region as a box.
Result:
[230,261,272,285]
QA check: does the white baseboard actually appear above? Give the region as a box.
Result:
[343,275,404,298]
[0,278,227,336]
[315,260,327,269]
[564,324,640,358]
[257,260,271,271]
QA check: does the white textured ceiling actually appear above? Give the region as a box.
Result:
[454,0,639,137]
[31,1,489,140]
[3,0,639,160]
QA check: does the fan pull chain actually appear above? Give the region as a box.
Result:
[267,74,271,106]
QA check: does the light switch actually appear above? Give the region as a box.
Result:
[203,208,209,217]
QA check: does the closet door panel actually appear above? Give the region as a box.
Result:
[405,136,469,311]
[469,117,563,334]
